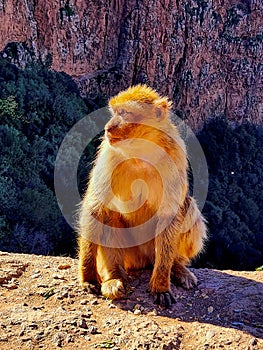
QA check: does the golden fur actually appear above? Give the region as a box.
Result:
[78,84,207,306]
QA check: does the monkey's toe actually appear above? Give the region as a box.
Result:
[172,267,197,290]
[101,279,126,300]
[153,291,176,308]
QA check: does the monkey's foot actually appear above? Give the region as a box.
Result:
[82,282,101,295]
[101,279,126,300]
[172,265,197,289]
[152,291,176,308]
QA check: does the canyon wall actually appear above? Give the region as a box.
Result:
[1,0,262,129]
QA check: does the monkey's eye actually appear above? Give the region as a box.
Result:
[118,109,127,116]
[117,109,133,121]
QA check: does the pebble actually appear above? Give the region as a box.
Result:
[87,326,98,334]
[249,338,258,346]
[134,309,141,315]
[58,264,71,270]
[53,332,64,347]
[134,304,144,311]
[206,330,216,340]
[52,274,66,280]
[80,299,89,305]
[0,337,8,342]
[21,337,32,342]
[78,319,88,329]
[147,309,158,316]
[6,284,18,290]
[207,306,214,314]
[66,334,74,343]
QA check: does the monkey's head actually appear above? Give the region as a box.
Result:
[105,85,172,145]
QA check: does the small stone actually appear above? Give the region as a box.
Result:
[91,299,98,305]
[147,309,158,316]
[58,264,71,270]
[66,334,74,343]
[108,303,116,309]
[249,338,258,346]
[52,274,66,280]
[207,306,214,314]
[134,309,141,315]
[134,304,142,310]
[87,326,98,334]
[28,323,38,330]
[21,337,32,342]
[53,332,64,347]
[223,340,232,345]
[80,299,89,305]
[0,337,8,342]
[6,284,18,290]
[78,319,88,329]
[35,333,44,341]
[206,330,215,340]
[31,273,41,279]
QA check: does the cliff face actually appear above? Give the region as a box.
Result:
[1,0,262,129]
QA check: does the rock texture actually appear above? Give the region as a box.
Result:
[0,251,263,349]
[0,0,263,129]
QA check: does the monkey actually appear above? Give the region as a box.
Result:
[78,84,207,307]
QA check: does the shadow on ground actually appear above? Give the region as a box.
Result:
[113,268,263,339]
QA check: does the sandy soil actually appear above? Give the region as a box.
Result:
[0,251,262,350]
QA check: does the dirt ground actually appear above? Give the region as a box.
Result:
[0,251,262,350]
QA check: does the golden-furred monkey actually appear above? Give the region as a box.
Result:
[78,84,207,307]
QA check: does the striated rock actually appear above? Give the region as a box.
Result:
[0,0,262,129]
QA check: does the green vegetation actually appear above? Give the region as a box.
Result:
[60,0,75,22]
[0,58,98,255]
[0,58,262,270]
[196,119,263,270]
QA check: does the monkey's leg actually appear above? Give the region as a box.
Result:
[98,246,127,300]
[149,223,177,308]
[78,236,100,293]
[172,197,207,289]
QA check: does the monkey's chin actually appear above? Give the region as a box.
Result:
[105,132,124,145]
[107,136,123,145]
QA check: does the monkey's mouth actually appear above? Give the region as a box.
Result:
[106,131,124,144]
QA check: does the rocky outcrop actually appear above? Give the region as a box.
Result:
[0,251,263,349]
[0,0,262,129]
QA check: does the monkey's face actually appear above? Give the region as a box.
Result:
[105,104,164,146]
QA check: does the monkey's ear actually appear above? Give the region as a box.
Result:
[154,98,172,120]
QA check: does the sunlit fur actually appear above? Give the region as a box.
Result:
[78,85,207,302]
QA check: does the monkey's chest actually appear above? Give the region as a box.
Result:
[108,159,163,219]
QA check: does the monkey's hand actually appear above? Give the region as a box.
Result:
[152,291,176,308]
[101,279,126,300]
